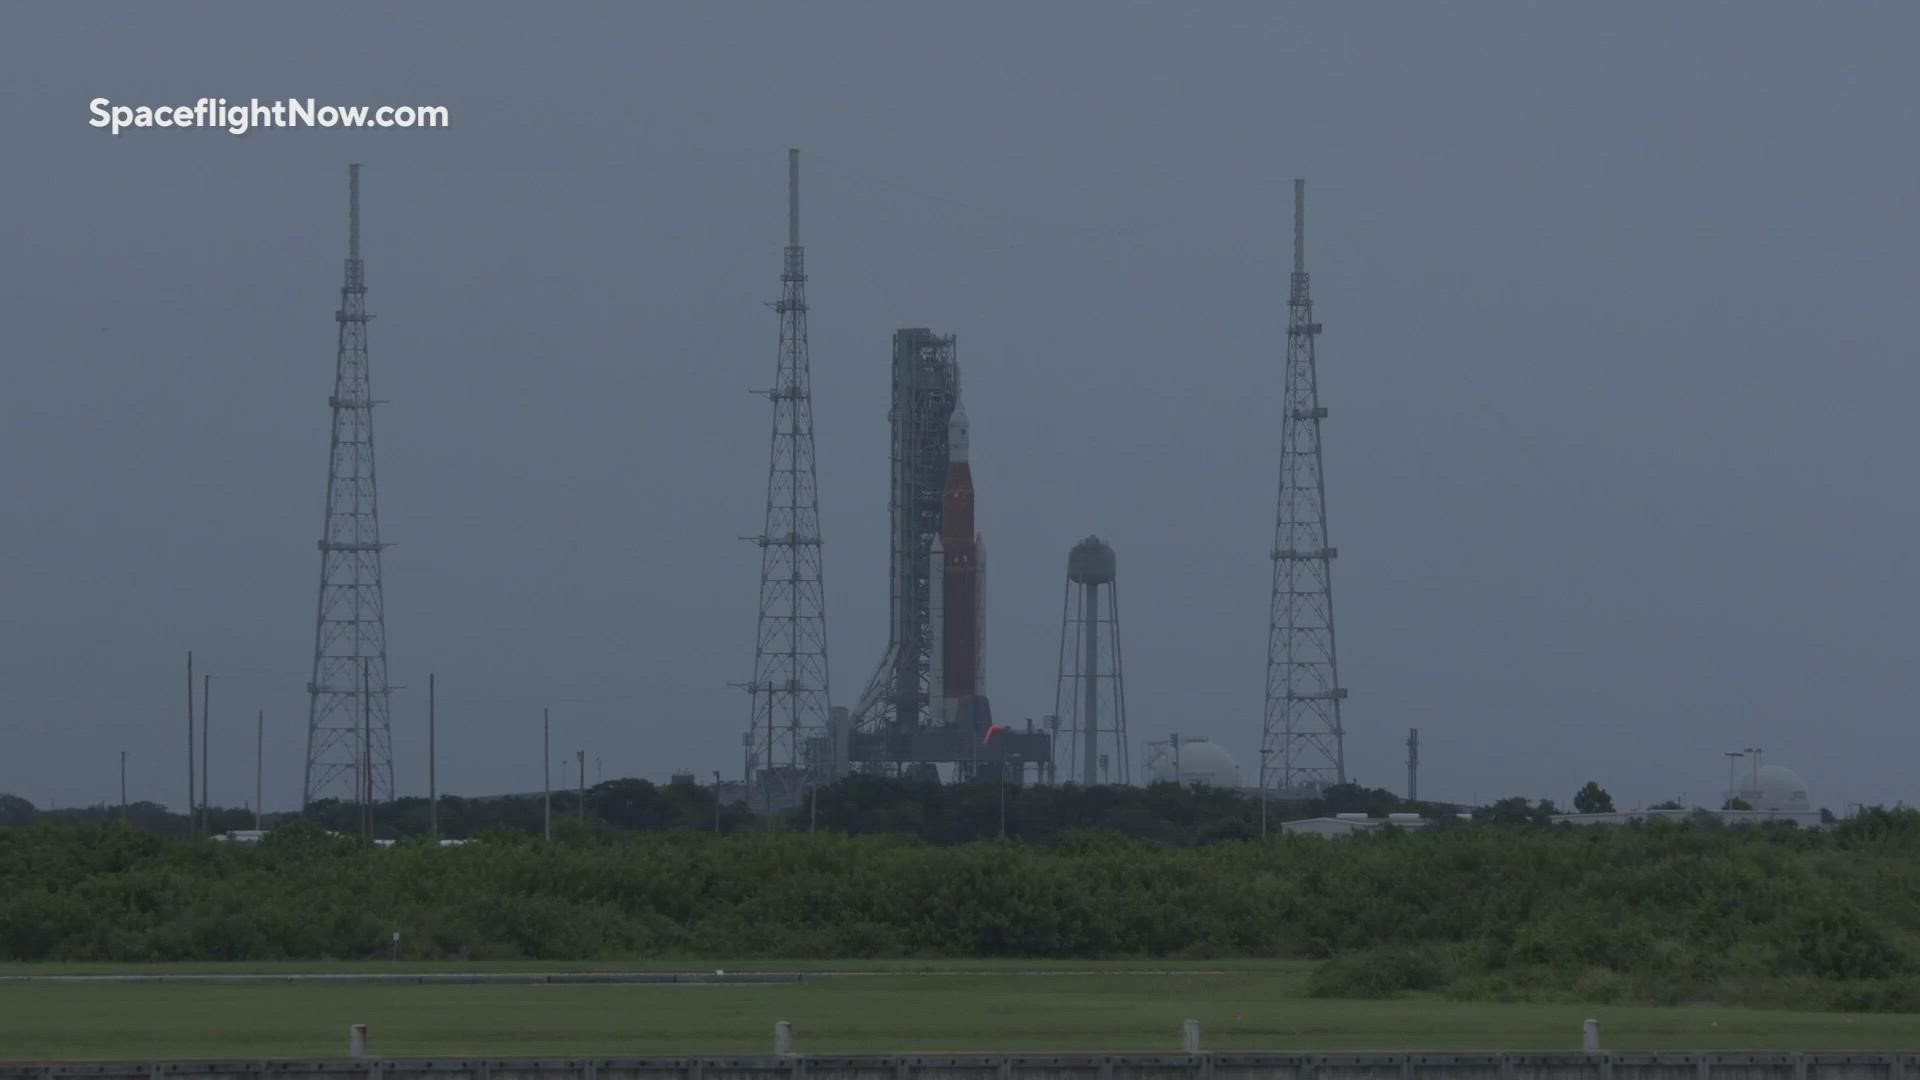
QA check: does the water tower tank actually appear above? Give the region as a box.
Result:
[1067,537,1116,585]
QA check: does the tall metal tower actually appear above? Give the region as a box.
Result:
[1056,536,1128,786]
[1261,178,1348,796]
[303,163,396,809]
[852,329,959,740]
[745,148,832,806]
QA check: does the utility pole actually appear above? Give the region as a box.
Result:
[200,672,210,836]
[120,751,128,823]
[1262,177,1349,796]
[542,708,551,843]
[998,759,1007,838]
[360,660,372,841]
[255,708,264,830]
[576,749,586,826]
[712,771,722,833]
[185,651,194,836]
[428,673,438,840]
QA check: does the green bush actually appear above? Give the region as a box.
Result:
[1308,946,1458,999]
[5,811,1920,1013]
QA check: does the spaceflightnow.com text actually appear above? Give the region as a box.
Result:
[89,97,449,136]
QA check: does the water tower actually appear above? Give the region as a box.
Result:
[1054,536,1129,785]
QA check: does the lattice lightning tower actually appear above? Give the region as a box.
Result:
[303,163,396,809]
[1261,178,1348,795]
[745,149,832,803]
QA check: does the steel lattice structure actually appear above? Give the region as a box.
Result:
[852,329,959,745]
[304,163,395,808]
[745,149,832,805]
[1261,179,1348,796]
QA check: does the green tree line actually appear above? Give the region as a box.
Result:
[3,776,1457,845]
[4,806,1920,1013]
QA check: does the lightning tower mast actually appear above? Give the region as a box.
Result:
[303,163,396,808]
[1261,178,1348,796]
[745,148,832,806]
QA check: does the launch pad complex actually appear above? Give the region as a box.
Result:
[733,157,1341,809]
[287,152,1348,818]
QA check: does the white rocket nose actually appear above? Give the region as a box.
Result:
[948,402,969,462]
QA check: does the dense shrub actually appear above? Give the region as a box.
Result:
[5,811,1920,1012]
[1308,945,1460,998]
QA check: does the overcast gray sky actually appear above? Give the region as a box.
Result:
[3,3,1916,815]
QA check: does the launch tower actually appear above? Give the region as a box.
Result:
[852,329,959,738]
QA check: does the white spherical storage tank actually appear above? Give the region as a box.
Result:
[1147,738,1241,787]
[1743,764,1813,812]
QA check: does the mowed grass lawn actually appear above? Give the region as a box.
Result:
[3,970,1919,1060]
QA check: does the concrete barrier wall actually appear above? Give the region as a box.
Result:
[3,1054,1915,1080]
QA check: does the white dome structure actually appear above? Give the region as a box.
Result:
[1734,764,1812,812]
[1146,738,1240,788]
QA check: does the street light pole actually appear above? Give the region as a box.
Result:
[200,672,211,836]
[428,673,437,840]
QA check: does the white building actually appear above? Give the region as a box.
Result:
[1549,808,1823,828]
[1551,763,1823,828]
[1282,812,1430,837]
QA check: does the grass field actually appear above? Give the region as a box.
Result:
[3,969,1920,1060]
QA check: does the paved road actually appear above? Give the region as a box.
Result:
[0,969,1250,985]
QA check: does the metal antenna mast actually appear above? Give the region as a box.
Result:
[745,148,832,808]
[303,163,395,808]
[1261,178,1348,796]
[1406,727,1419,802]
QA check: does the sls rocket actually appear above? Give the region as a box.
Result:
[930,401,986,724]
